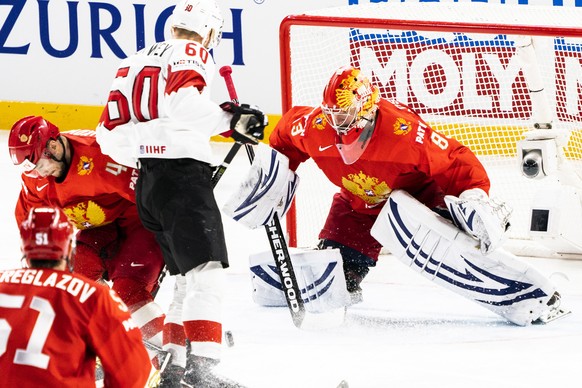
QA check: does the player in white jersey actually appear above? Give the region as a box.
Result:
[96,1,266,387]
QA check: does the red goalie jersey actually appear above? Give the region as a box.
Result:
[14,130,139,229]
[270,99,490,213]
[0,268,150,387]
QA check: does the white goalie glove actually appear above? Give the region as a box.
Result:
[223,143,299,229]
[444,188,512,254]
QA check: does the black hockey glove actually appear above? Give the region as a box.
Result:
[220,101,268,145]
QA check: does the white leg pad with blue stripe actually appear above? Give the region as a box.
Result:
[371,190,558,326]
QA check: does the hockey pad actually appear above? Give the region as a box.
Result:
[444,188,512,254]
[223,143,299,229]
[249,248,351,313]
[371,190,560,326]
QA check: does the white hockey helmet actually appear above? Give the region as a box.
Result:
[171,0,224,49]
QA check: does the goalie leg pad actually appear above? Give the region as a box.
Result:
[223,143,299,229]
[249,248,351,313]
[371,190,559,326]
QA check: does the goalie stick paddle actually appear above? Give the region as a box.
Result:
[219,66,345,330]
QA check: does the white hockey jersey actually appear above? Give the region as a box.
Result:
[96,38,231,167]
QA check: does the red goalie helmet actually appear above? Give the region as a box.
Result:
[321,66,379,134]
[321,66,380,164]
[20,207,73,264]
[8,116,60,168]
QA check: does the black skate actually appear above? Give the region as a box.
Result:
[316,238,373,306]
[344,269,365,305]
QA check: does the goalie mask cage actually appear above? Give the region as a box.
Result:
[279,2,582,258]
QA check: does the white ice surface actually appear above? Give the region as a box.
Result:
[1,131,581,388]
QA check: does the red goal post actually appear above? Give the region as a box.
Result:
[278,2,582,258]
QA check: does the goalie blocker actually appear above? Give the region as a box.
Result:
[371,190,569,326]
[223,143,299,229]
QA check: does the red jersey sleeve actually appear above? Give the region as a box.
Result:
[269,106,317,171]
[89,288,150,388]
[15,175,54,226]
[412,116,490,197]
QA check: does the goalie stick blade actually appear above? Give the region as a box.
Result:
[296,307,346,330]
[532,307,572,325]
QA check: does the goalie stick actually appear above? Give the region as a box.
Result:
[219,66,344,330]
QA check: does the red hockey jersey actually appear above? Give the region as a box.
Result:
[270,100,490,212]
[14,130,140,229]
[0,268,150,387]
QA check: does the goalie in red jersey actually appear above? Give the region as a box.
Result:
[0,207,151,387]
[270,65,492,301]
[8,116,168,370]
[265,65,565,325]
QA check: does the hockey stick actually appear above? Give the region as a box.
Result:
[210,66,246,187]
[217,66,255,162]
[219,66,305,327]
[219,66,345,330]
[211,142,242,187]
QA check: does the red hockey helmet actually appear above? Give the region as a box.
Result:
[19,207,73,265]
[321,66,379,135]
[321,66,380,164]
[8,116,60,168]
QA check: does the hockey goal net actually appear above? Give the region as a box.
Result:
[279,2,582,258]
